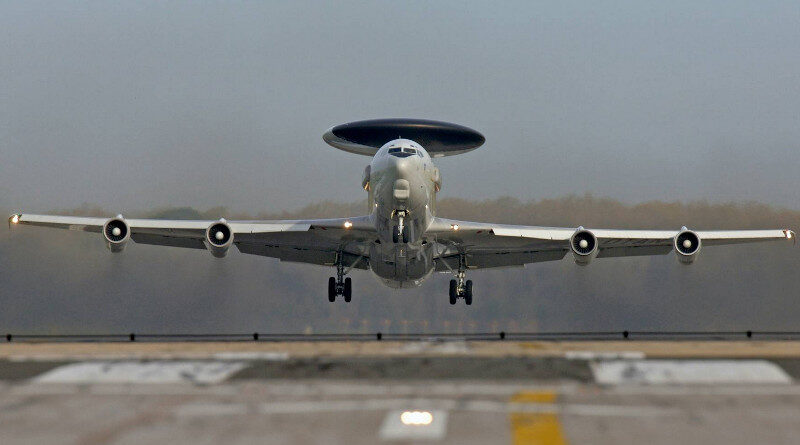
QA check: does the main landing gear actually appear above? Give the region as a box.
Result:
[328,254,352,303]
[448,256,473,305]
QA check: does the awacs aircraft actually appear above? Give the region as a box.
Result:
[9,119,796,305]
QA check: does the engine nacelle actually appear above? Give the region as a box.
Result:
[205,219,233,258]
[570,227,598,265]
[674,227,701,264]
[103,215,130,253]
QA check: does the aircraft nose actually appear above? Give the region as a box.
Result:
[387,155,416,179]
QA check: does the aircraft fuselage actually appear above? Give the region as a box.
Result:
[367,139,440,288]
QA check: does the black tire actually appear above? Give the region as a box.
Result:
[344,277,352,302]
[328,277,336,302]
[464,280,473,305]
[392,226,400,243]
[449,279,457,304]
[402,226,409,243]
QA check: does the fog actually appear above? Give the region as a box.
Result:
[1,2,799,333]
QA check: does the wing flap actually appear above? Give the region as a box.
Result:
[131,233,207,249]
[435,249,568,271]
[596,245,674,258]
[235,243,369,269]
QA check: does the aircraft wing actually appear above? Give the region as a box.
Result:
[428,217,795,271]
[8,213,375,269]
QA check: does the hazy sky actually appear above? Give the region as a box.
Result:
[2,1,799,214]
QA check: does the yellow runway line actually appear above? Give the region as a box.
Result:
[509,391,568,445]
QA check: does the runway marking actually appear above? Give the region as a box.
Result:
[591,360,792,385]
[397,341,470,354]
[608,385,800,396]
[32,361,248,384]
[212,352,289,361]
[564,351,645,360]
[509,391,568,445]
[379,410,448,441]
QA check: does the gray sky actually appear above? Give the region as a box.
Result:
[2,1,800,213]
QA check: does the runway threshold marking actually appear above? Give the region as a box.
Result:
[509,391,568,445]
[591,360,792,385]
[32,361,248,384]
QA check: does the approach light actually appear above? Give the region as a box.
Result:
[344,221,353,229]
[451,224,459,231]
[400,411,433,426]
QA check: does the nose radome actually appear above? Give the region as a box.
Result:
[388,155,415,178]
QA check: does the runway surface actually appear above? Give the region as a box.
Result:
[2,341,800,444]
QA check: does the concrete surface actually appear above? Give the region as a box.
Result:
[2,341,800,444]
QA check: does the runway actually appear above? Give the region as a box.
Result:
[2,341,800,444]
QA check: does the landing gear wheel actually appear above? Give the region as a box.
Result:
[343,277,352,302]
[449,279,457,305]
[392,226,400,243]
[464,280,473,305]
[402,226,409,243]
[327,277,336,302]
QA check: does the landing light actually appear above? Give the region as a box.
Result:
[10,214,20,224]
[451,224,459,231]
[400,411,433,426]
[786,230,794,239]
[344,221,353,229]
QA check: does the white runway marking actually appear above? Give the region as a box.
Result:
[32,361,248,384]
[212,352,289,361]
[592,360,792,385]
[564,351,645,360]
[397,341,470,354]
[379,410,448,441]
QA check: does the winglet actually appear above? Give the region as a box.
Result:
[8,213,21,229]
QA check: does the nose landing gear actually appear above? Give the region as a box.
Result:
[391,211,409,243]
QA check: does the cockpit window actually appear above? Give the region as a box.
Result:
[388,146,420,158]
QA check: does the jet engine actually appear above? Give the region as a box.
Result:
[570,227,598,265]
[674,228,701,264]
[205,219,233,258]
[103,215,130,253]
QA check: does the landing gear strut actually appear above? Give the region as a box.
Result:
[448,255,473,305]
[328,252,352,302]
[392,211,409,243]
